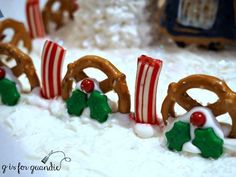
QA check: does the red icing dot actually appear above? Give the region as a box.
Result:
[81,79,95,93]
[190,111,206,127]
[0,68,6,79]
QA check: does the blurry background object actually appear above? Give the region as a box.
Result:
[149,0,236,50]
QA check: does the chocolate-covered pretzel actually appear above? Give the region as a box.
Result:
[62,55,131,114]
[161,74,236,138]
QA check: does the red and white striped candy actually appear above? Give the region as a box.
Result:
[26,0,45,38]
[41,40,65,99]
[134,55,163,124]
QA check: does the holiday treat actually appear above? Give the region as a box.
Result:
[0,18,32,52]
[62,55,131,114]
[133,55,162,124]
[1,1,236,177]
[26,0,45,38]
[66,78,112,123]
[41,40,65,99]
[0,42,39,91]
[165,107,225,159]
[42,0,79,33]
[161,74,236,138]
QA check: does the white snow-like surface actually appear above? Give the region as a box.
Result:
[1,0,236,177]
[1,44,236,177]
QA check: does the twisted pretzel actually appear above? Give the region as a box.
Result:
[62,55,131,113]
[0,43,40,91]
[161,74,236,138]
[42,0,78,33]
[0,18,32,52]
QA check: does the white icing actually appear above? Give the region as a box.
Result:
[133,123,156,138]
[179,107,224,139]
[166,106,236,155]
[182,142,201,154]
[75,78,117,112]
[1,66,22,91]
[75,78,102,93]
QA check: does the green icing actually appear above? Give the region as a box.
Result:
[87,90,111,123]
[192,128,224,159]
[66,90,87,116]
[0,78,20,106]
[165,121,191,151]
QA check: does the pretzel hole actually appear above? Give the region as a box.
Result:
[216,113,232,136]
[106,91,118,112]
[83,68,107,82]
[1,28,14,43]
[48,22,57,33]
[174,103,187,116]
[17,41,28,54]
[187,88,218,106]
[72,81,76,90]
[63,11,70,21]
[18,74,31,92]
[0,55,17,68]
[52,1,61,12]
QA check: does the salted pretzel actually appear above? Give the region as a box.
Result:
[42,0,78,33]
[161,74,236,138]
[0,43,40,91]
[62,55,131,114]
[0,18,32,52]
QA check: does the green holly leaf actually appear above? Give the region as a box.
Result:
[66,90,87,116]
[192,128,223,159]
[165,121,191,151]
[0,78,20,106]
[87,91,111,123]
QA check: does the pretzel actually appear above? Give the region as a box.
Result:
[0,18,32,52]
[161,74,236,138]
[0,43,40,91]
[42,0,78,33]
[62,55,131,113]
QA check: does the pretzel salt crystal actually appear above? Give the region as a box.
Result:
[0,18,32,52]
[161,74,236,138]
[42,0,78,33]
[0,43,40,91]
[62,55,131,114]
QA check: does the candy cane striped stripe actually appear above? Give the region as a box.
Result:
[41,40,65,99]
[26,0,45,38]
[134,55,162,124]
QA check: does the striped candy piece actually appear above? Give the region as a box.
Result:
[41,40,65,99]
[134,55,163,124]
[26,0,45,38]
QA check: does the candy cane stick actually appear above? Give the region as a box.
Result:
[41,40,65,99]
[26,0,45,38]
[134,55,163,124]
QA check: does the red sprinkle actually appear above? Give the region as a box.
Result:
[81,79,95,93]
[0,68,6,79]
[190,111,206,127]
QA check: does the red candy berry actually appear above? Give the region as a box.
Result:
[190,112,206,127]
[81,79,95,93]
[0,68,6,79]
